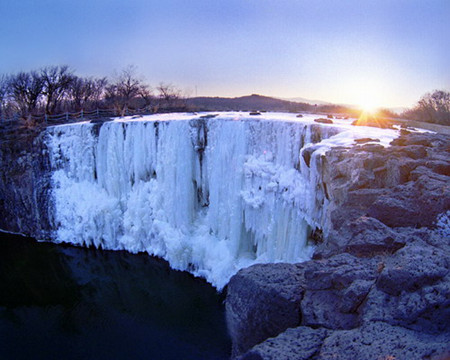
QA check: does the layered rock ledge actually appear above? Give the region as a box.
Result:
[226,132,450,359]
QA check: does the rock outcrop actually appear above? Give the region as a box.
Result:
[226,263,305,356]
[226,132,450,359]
[0,125,52,239]
[1,122,449,359]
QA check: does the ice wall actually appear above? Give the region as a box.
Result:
[46,112,398,289]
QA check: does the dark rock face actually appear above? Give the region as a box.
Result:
[239,322,449,360]
[323,132,450,229]
[376,245,448,297]
[0,126,53,239]
[226,263,305,357]
[367,172,450,228]
[238,327,329,360]
[319,322,450,360]
[227,132,450,359]
[301,254,378,330]
[314,216,406,259]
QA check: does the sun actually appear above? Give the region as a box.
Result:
[359,99,379,114]
[357,95,380,114]
[354,91,390,128]
[348,78,384,114]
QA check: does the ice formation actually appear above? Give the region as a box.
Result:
[46,112,399,289]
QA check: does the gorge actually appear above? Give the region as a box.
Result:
[0,112,449,359]
[3,112,395,288]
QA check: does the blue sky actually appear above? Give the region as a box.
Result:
[1,0,449,108]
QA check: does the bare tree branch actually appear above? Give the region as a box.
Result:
[41,65,75,115]
[9,71,44,118]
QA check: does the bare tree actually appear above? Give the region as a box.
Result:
[9,71,44,118]
[137,85,154,110]
[418,90,450,124]
[41,65,75,115]
[157,82,182,110]
[91,77,108,108]
[69,76,107,111]
[69,76,87,111]
[2,64,190,119]
[405,90,450,125]
[0,74,10,120]
[106,65,149,116]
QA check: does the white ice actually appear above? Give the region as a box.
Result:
[46,112,399,289]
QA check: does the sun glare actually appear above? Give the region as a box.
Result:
[359,99,379,114]
[357,93,380,114]
[353,90,390,128]
[349,78,384,115]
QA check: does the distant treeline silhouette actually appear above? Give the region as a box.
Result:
[0,65,187,125]
[0,65,448,126]
[401,90,450,126]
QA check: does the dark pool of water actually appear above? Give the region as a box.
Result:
[0,232,231,360]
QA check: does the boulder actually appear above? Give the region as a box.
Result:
[314,118,333,124]
[240,306,450,360]
[226,263,305,357]
[319,321,450,360]
[376,245,448,296]
[390,133,434,147]
[238,327,329,360]
[368,173,450,228]
[354,137,380,144]
[361,244,450,333]
[301,290,359,329]
[301,253,378,330]
[315,216,406,259]
[396,144,428,159]
[339,280,374,313]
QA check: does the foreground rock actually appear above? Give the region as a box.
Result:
[239,327,329,360]
[240,323,449,360]
[226,263,305,356]
[227,132,450,359]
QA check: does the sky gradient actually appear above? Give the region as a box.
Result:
[1,0,449,108]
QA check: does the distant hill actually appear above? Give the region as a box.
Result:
[186,94,313,112]
[282,97,331,105]
[186,94,358,115]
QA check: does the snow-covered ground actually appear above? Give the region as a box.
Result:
[46,112,400,289]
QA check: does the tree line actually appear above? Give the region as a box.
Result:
[0,65,186,123]
[401,90,450,126]
[0,64,448,126]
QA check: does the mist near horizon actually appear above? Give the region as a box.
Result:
[0,0,449,109]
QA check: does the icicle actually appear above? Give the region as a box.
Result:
[46,113,399,289]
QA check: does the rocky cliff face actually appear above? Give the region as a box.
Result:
[1,123,449,359]
[0,126,53,239]
[226,132,450,359]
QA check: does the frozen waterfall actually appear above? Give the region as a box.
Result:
[46,112,398,289]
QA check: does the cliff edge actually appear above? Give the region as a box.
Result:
[226,131,450,359]
[0,125,52,239]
